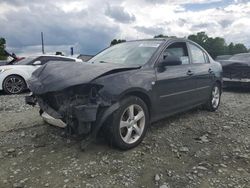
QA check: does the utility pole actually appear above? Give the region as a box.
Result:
[41,32,45,54]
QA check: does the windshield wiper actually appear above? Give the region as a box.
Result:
[99,61,109,63]
[89,61,109,64]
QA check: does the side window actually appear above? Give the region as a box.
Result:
[163,42,190,65]
[189,43,206,64]
[203,52,210,63]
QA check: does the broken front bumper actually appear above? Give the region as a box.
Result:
[25,94,119,134]
[41,112,66,128]
[26,94,120,150]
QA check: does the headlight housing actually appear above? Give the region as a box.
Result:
[0,68,11,73]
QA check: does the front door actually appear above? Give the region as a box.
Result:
[154,41,197,117]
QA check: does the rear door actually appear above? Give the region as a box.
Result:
[154,41,197,116]
[187,42,213,103]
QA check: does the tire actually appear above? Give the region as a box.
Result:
[204,82,221,111]
[106,96,149,150]
[3,75,26,94]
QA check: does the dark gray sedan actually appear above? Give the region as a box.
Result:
[26,38,223,150]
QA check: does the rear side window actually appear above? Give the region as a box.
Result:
[189,43,206,64]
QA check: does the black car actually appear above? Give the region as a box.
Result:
[219,53,250,88]
[26,38,222,150]
[215,55,232,61]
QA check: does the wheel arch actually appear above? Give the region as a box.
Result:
[119,89,152,118]
[215,79,222,93]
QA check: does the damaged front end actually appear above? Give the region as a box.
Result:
[24,61,142,149]
[26,83,119,149]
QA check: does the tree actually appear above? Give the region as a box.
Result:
[0,37,7,60]
[154,34,177,38]
[188,32,209,47]
[55,51,64,56]
[154,34,168,38]
[187,32,248,58]
[110,39,126,46]
[232,43,247,54]
[188,33,227,58]
[206,37,228,58]
[227,42,234,55]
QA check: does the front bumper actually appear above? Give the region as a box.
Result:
[41,112,66,128]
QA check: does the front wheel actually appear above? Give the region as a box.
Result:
[106,96,149,150]
[204,83,221,111]
[3,75,26,94]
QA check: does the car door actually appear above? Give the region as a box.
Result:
[187,42,213,103]
[154,41,197,117]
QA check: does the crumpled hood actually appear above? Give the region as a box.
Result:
[219,60,250,67]
[28,61,139,95]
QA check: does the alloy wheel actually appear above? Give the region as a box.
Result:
[4,76,25,94]
[119,104,145,144]
[211,85,220,108]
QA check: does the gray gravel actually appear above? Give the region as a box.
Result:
[0,89,249,188]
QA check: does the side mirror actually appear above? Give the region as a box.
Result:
[33,61,42,65]
[159,55,182,67]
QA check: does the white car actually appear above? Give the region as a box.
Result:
[0,55,82,94]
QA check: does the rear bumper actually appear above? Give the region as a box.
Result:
[223,77,250,83]
[223,78,250,88]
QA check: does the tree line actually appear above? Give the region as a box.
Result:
[111,32,249,59]
[1,32,249,60]
[154,32,249,58]
[187,32,248,58]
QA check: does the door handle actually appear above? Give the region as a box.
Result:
[208,68,213,74]
[187,70,193,76]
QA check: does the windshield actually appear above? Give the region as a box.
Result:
[15,57,36,65]
[229,53,250,62]
[89,41,162,66]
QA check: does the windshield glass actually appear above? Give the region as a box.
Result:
[89,41,162,66]
[229,53,250,62]
[15,57,36,65]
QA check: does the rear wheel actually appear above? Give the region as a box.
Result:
[205,83,221,111]
[106,96,149,150]
[3,75,26,94]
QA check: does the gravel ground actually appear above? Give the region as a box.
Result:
[0,89,249,188]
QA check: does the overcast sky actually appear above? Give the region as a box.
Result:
[0,0,250,56]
